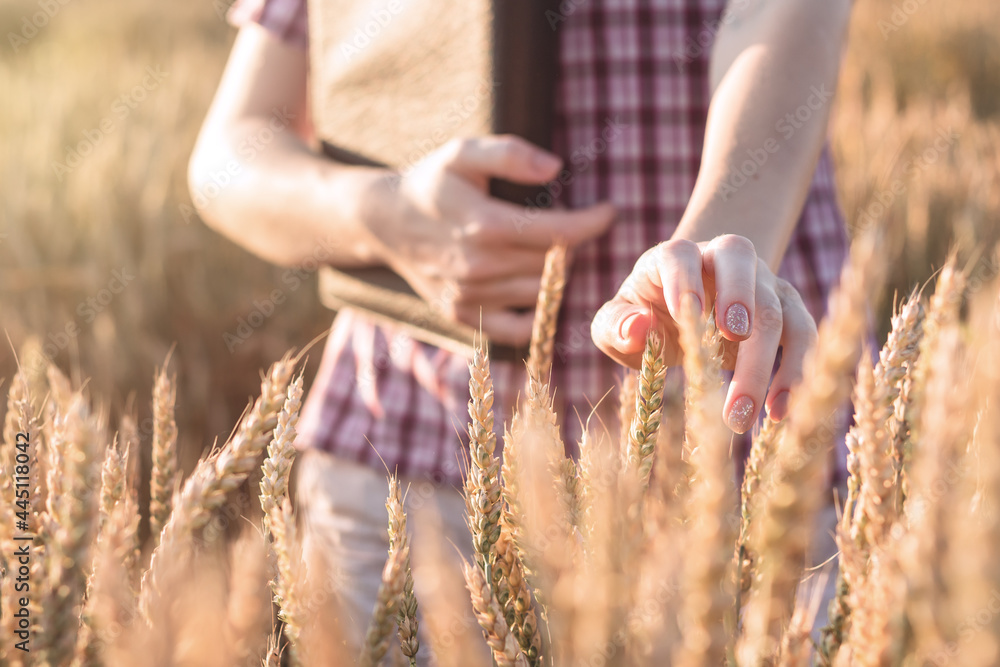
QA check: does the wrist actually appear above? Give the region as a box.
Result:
[672,206,786,271]
[336,165,401,267]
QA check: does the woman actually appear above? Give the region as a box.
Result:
[190,0,851,651]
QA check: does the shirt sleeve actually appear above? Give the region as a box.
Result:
[228,0,309,50]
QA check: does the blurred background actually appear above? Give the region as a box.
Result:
[0,0,998,494]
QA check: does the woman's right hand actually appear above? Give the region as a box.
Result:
[360,135,616,347]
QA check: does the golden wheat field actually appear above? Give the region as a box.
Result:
[1,0,999,665]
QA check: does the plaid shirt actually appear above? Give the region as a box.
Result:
[230,0,850,487]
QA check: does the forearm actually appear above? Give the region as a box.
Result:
[189,119,386,268]
[672,0,851,270]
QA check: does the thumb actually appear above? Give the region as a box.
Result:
[444,135,563,185]
[591,297,653,369]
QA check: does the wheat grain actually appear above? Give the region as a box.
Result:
[464,560,529,667]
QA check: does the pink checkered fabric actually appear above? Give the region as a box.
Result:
[229,0,851,487]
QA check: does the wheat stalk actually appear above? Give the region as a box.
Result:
[674,299,736,667]
[738,232,884,665]
[269,498,306,667]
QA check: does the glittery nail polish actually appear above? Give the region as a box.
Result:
[726,303,750,337]
[727,395,755,433]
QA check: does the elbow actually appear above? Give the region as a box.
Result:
[187,138,236,233]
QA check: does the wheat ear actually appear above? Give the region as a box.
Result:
[736,418,783,606]
[466,340,503,571]
[624,328,667,485]
[260,372,304,520]
[37,393,102,666]
[526,244,568,384]
[387,476,420,665]
[141,352,295,619]
[358,534,409,667]
[898,326,970,659]
[258,372,305,665]
[464,560,529,667]
[495,520,542,666]
[149,359,179,541]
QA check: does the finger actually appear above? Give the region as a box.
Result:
[485,199,617,249]
[723,289,783,434]
[703,235,758,342]
[459,247,547,283]
[445,135,563,185]
[641,239,706,322]
[472,309,536,347]
[457,276,543,310]
[591,297,654,369]
[765,283,818,422]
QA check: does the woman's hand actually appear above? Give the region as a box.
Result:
[591,235,817,433]
[362,135,616,347]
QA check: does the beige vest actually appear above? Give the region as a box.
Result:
[308,0,560,357]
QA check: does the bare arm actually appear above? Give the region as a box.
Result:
[188,25,385,268]
[674,0,852,268]
[593,0,852,430]
[189,24,615,345]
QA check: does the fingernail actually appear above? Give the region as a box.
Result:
[769,390,790,422]
[726,303,750,337]
[727,395,756,434]
[533,151,562,173]
[619,312,641,342]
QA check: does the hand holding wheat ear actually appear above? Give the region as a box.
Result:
[592,234,817,432]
